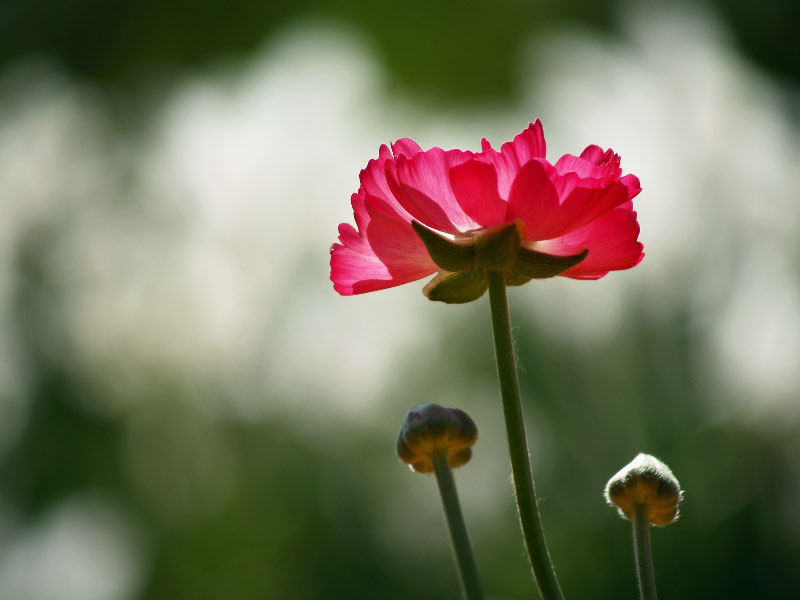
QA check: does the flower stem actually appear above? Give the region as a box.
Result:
[633,503,658,600]
[486,270,564,600]
[432,451,485,600]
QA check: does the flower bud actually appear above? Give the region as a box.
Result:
[397,403,478,473]
[604,453,683,526]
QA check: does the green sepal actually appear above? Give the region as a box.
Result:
[513,247,589,279]
[422,268,488,304]
[473,220,523,270]
[505,270,532,287]
[411,221,475,272]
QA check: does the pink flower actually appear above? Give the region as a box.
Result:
[331,121,643,298]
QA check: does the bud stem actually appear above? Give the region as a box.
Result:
[486,270,564,600]
[633,503,659,600]
[431,451,485,600]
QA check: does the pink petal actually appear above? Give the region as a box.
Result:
[330,200,437,295]
[357,145,414,222]
[358,145,394,204]
[579,144,607,163]
[620,173,642,200]
[448,159,506,227]
[507,148,639,242]
[533,203,644,280]
[579,144,620,167]
[331,245,397,295]
[500,120,547,163]
[506,159,563,238]
[554,178,631,236]
[508,158,628,241]
[337,222,364,250]
[480,121,547,198]
[390,147,481,234]
[391,138,424,158]
[554,150,621,182]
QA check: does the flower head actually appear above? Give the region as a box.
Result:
[605,453,683,526]
[397,403,478,474]
[331,121,643,301]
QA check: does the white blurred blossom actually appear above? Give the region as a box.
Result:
[0,495,144,600]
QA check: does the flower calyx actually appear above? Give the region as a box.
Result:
[422,268,488,304]
[604,453,683,527]
[513,246,589,279]
[473,220,524,270]
[413,220,589,303]
[397,403,478,474]
[411,221,475,272]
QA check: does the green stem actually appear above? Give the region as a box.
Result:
[633,503,658,600]
[432,451,485,600]
[486,270,564,600]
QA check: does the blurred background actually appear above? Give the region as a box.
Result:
[1,0,799,598]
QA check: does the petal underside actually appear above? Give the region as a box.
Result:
[479,120,547,199]
[390,147,481,234]
[534,202,644,280]
[330,200,437,295]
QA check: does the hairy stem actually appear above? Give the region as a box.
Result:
[486,270,564,600]
[633,503,658,600]
[432,451,485,600]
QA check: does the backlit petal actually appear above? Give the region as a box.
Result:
[534,203,644,280]
[506,159,562,239]
[392,148,480,234]
[330,201,437,295]
[480,120,547,198]
[448,159,506,227]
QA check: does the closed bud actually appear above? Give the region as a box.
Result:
[605,453,683,526]
[397,403,478,473]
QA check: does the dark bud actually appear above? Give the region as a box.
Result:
[397,403,478,473]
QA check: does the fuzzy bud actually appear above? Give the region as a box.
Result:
[605,453,683,526]
[397,403,478,473]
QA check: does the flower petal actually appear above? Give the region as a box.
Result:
[555,148,622,182]
[579,144,609,164]
[448,159,506,227]
[514,167,632,241]
[620,173,642,200]
[502,151,639,242]
[330,201,437,295]
[556,178,631,236]
[390,147,480,234]
[357,145,414,222]
[480,120,547,198]
[533,203,644,280]
[391,138,424,158]
[506,159,562,239]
